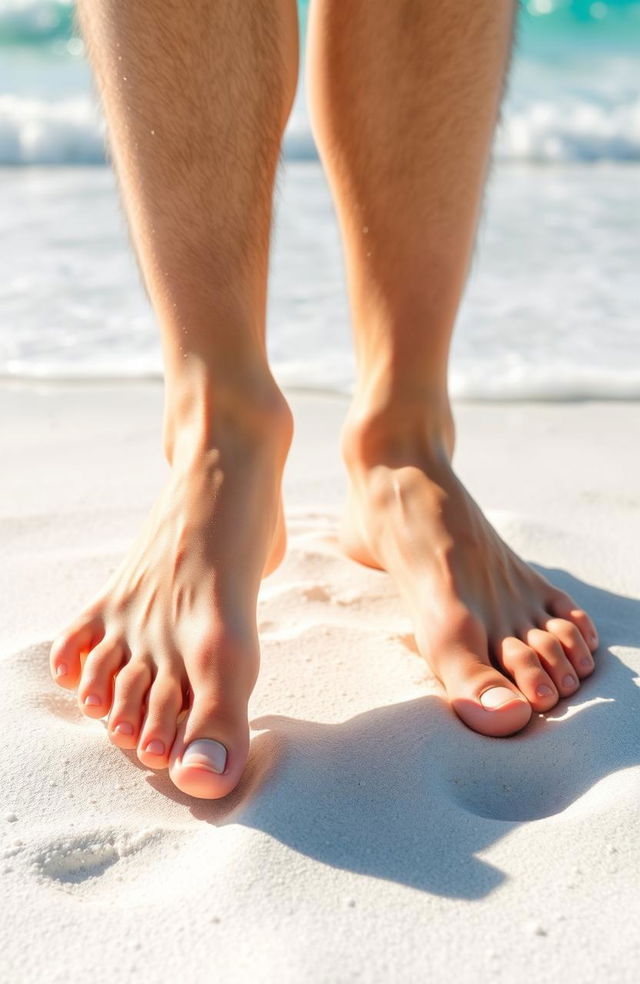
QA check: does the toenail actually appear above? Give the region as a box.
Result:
[581,657,593,669]
[145,739,165,756]
[562,674,577,689]
[536,684,554,698]
[114,722,134,736]
[479,686,525,709]
[182,739,227,775]
[84,694,101,707]
[55,663,67,677]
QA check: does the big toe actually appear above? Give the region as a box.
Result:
[168,694,249,799]
[447,664,532,738]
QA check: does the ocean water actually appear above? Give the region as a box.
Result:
[1,0,639,398]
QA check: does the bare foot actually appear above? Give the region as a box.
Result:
[340,404,598,737]
[50,386,293,797]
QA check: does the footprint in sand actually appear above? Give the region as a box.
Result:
[31,828,186,896]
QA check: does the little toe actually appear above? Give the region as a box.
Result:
[137,673,185,770]
[526,628,580,698]
[77,638,126,718]
[544,617,595,679]
[169,688,250,799]
[498,637,559,712]
[548,591,598,652]
[108,661,153,749]
[50,615,104,690]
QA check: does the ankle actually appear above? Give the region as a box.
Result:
[163,363,293,467]
[341,391,455,474]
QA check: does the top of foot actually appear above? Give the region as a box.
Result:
[50,394,293,798]
[340,415,598,738]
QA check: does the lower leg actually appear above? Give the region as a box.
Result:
[50,0,298,796]
[79,0,298,455]
[308,0,597,736]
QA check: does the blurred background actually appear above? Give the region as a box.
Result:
[1,0,638,398]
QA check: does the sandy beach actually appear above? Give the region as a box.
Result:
[1,381,639,982]
[2,0,639,979]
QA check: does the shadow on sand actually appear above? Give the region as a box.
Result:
[146,568,640,900]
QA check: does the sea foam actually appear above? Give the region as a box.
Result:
[1,91,639,165]
[1,162,638,401]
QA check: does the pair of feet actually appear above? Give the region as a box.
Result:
[50,390,598,799]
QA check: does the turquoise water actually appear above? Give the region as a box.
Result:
[0,0,638,163]
[1,1,639,45]
[0,0,638,394]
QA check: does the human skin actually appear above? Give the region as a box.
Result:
[50,0,597,799]
[306,0,597,736]
[50,0,299,798]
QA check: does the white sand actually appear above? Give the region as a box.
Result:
[1,382,640,983]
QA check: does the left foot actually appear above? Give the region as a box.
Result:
[340,403,598,737]
[50,381,293,798]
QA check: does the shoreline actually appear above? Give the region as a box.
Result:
[3,161,640,401]
[5,374,640,404]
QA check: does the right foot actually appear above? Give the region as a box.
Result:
[50,383,292,799]
[340,401,598,738]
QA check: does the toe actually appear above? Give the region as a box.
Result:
[543,617,595,679]
[548,591,598,652]
[137,672,185,770]
[107,660,153,749]
[526,628,580,698]
[432,612,532,737]
[451,667,532,737]
[498,637,559,712]
[437,649,531,739]
[169,688,250,799]
[50,615,104,690]
[77,638,126,717]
